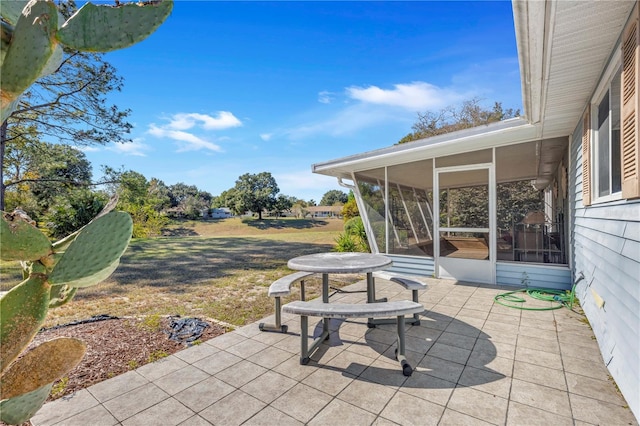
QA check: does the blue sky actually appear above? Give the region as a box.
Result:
[85,1,522,203]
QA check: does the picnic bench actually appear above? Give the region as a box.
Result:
[258,271,314,333]
[283,299,424,376]
[369,271,428,326]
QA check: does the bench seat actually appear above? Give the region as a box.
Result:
[259,271,314,333]
[282,300,423,319]
[283,299,423,376]
[371,271,428,325]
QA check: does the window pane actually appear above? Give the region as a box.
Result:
[439,169,489,229]
[597,90,611,197]
[611,68,622,193]
[354,172,386,253]
[388,160,434,257]
[598,91,609,128]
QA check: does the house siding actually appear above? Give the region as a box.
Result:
[495,263,572,290]
[570,124,640,418]
[385,255,435,277]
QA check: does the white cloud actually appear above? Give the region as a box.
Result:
[269,80,473,141]
[107,139,152,157]
[147,111,242,152]
[282,102,408,140]
[318,91,334,104]
[167,112,242,131]
[78,146,100,153]
[148,124,222,152]
[260,133,272,141]
[346,81,463,111]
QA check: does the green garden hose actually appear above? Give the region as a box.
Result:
[494,286,576,311]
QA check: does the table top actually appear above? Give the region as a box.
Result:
[287,252,393,274]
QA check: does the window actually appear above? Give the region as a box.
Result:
[592,65,623,201]
[583,4,640,205]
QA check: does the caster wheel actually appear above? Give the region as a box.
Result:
[402,364,413,377]
[411,320,421,326]
[367,322,376,329]
[301,357,310,365]
[394,348,398,360]
[281,325,288,333]
[258,323,264,331]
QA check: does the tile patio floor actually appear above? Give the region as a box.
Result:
[31,278,638,425]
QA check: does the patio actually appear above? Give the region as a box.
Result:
[31,277,637,425]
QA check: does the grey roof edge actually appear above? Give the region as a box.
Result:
[312,117,533,174]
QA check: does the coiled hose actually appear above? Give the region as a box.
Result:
[494,274,583,311]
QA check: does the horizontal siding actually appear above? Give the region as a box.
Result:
[570,124,640,419]
[386,255,435,277]
[496,263,572,290]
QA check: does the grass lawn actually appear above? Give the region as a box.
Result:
[2,217,356,328]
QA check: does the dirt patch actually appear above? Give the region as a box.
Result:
[31,316,226,401]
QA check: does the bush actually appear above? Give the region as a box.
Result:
[334,217,370,252]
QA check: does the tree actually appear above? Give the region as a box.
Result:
[212,188,238,209]
[341,191,360,221]
[398,97,520,144]
[1,2,134,211]
[320,190,348,206]
[232,172,279,219]
[42,188,108,238]
[3,141,92,220]
[272,194,294,218]
[167,182,212,219]
[103,168,169,237]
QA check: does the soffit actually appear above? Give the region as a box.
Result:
[520,0,636,138]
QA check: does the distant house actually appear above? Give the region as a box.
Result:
[307,205,343,218]
[312,1,640,419]
[202,208,233,219]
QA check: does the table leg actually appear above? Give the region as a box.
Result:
[322,273,329,334]
[367,272,388,327]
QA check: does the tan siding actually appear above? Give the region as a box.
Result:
[621,3,640,199]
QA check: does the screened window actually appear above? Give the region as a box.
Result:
[593,66,622,201]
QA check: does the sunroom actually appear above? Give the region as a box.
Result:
[313,117,572,290]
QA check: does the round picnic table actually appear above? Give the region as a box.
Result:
[288,252,393,333]
[287,252,392,274]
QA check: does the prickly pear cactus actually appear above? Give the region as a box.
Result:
[0,3,169,420]
[0,0,174,122]
[0,208,132,424]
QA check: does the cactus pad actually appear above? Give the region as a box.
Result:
[0,1,30,26]
[1,211,52,262]
[48,284,78,308]
[0,275,50,376]
[1,338,86,400]
[56,0,173,52]
[0,383,53,425]
[0,0,58,116]
[49,211,132,288]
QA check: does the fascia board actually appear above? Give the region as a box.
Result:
[313,120,539,177]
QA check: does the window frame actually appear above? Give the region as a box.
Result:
[590,49,623,204]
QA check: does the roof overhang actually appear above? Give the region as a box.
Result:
[514,0,636,138]
[313,118,538,179]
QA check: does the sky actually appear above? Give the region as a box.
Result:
[83,0,523,203]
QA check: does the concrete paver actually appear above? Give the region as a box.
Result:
[30,278,638,425]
